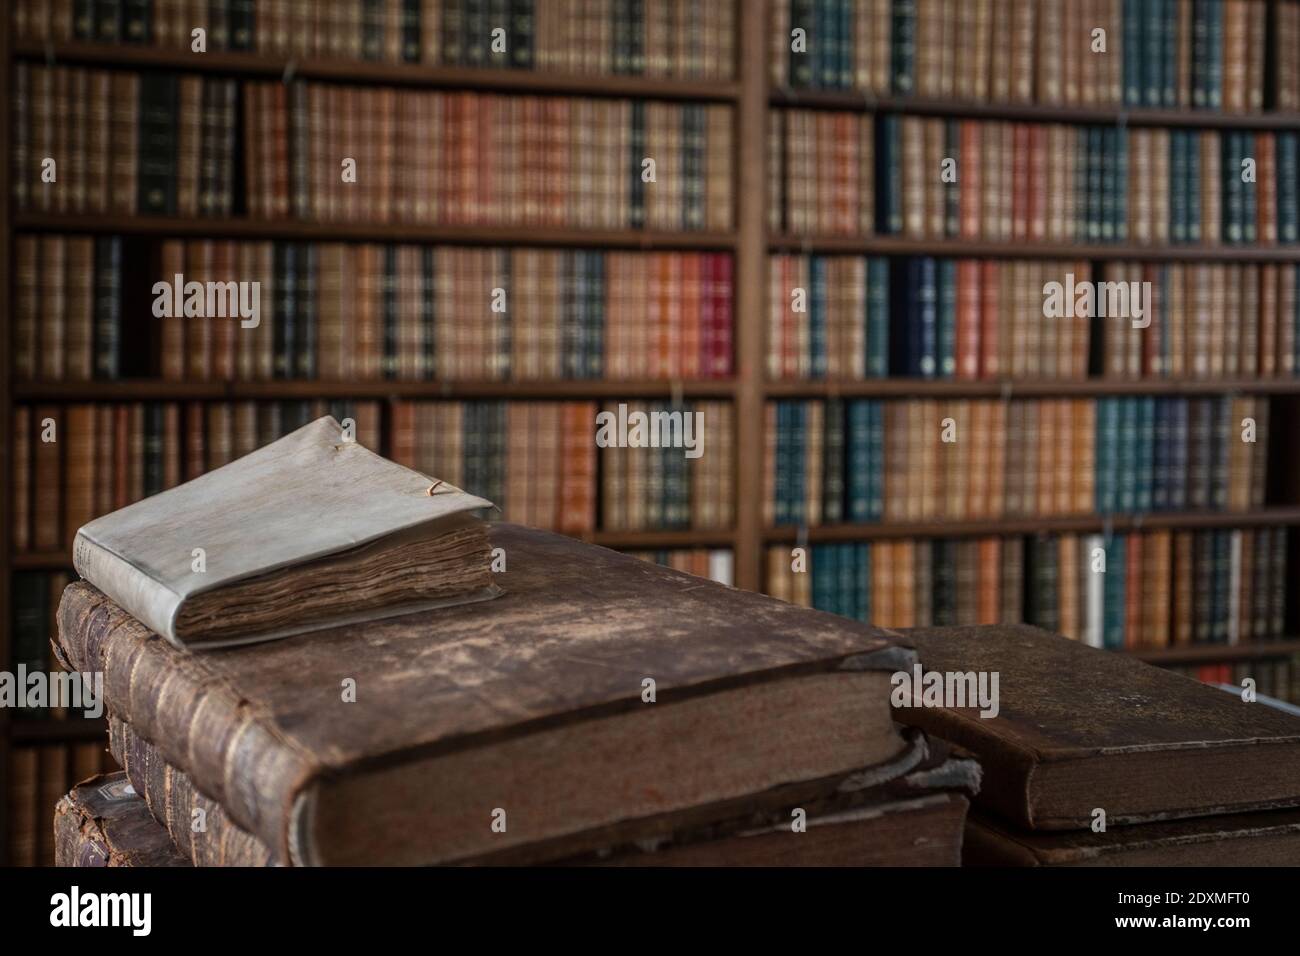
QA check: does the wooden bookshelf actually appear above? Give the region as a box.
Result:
[764,507,1300,543]
[6,4,1300,864]
[770,88,1300,130]
[15,213,738,248]
[769,233,1300,261]
[13,39,742,101]
[13,379,739,401]
[766,378,1300,398]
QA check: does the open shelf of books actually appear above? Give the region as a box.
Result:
[5,0,1300,865]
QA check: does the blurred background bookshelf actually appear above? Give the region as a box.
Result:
[5,0,1300,865]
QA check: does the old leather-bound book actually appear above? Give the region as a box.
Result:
[72,415,496,649]
[58,524,913,866]
[576,733,980,867]
[891,624,1300,830]
[965,807,1300,867]
[54,774,190,868]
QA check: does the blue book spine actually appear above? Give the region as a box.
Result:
[1117,397,1138,512]
[937,259,957,378]
[866,257,890,376]
[1152,399,1169,510]
[1087,128,1104,242]
[867,401,884,520]
[1114,128,1129,242]
[1137,397,1155,512]
[1101,129,1117,242]
[1096,398,1117,513]
[1123,0,1142,106]
[1186,131,1202,241]
[1241,132,1257,244]
[837,543,854,620]
[775,402,790,526]
[892,0,916,94]
[1103,536,1127,649]
[810,256,828,378]
[848,400,871,522]
[917,257,938,378]
[1170,131,1187,242]
[1192,0,1209,107]
[1206,0,1223,109]
[857,542,871,623]
[1144,0,1162,106]
[1169,399,1189,510]
[790,402,807,525]
[1161,0,1177,107]
[812,544,833,612]
[1278,134,1299,244]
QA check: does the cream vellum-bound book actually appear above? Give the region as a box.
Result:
[72,416,499,649]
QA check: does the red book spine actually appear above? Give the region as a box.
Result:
[713,254,733,377]
[980,260,1000,379]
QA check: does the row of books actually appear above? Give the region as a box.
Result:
[388,400,735,532]
[772,111,1300,243]
[11,65,237,217]
[1281,1,1300,109]
[626,549,735,586]
[7,741,116,868]
[247,82,733,229]
[10,401,383,553]
[768,256,1300,381]
[763,525,1290,647]
[1169,658,1300,702]
[11,0,736,79]
[770,0,1274,112]
[763,397,1269,526]
[10,570,77,720]
[12,237,734,383]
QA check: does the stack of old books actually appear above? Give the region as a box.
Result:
[892,624,1300,866]
[52,416,977,867]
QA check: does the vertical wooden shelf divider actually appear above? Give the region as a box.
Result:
[733,0,769,592]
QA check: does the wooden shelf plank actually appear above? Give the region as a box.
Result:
[13,40,741,101]
[768,233,1300,261]
[12,379,738,401]
[765,378,1300,398]
[1130,640,1300,665]
[771,88,1300,129]
[765,508,1300,541]
[14,213,737,249]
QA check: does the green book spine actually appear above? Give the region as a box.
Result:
[1123,0,1142,106]
[1117,397,1137,512]
[1136,397,1155,512]
[1191,0,1209,107]
[847,400,870,522]
[1101,129,1117,242]
[512,0,535,69]
[1223,132,1242,242]
[1161,0,1177,107]
[867,401,884,519]
[1240,132,1257,244]
[791,0,815,87]
[812,544,833,612]
[1144,0,1163,106]
[1186,131,1202,241]
[1206,0,1223,109]
[857,542,871,623]
[137,74,178,215]
[144,404,164,497]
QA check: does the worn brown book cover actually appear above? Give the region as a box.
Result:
[54,773,191,868]
[890,624,1300,830]
[59,524,913,866]
[965,806,1300,867]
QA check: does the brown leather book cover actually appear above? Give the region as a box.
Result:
[55,773,191,868]
[64,404,96,552]
[12,407,32,552]
[59,525,914,866]
[33,403,62,552]
[966,805,1300,866]
[891,624,1300,830]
